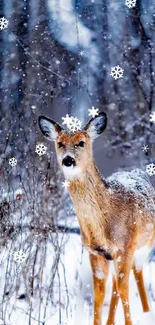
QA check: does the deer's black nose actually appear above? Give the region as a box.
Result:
[62,156,75,167]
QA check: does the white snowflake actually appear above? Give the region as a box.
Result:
[125,0,136,8]
[0,17,8,30]
[62,114,82,132]
[35,143,47,156]
[113,246,119,252]
[119,273,124,278]
[110,66,124,80]
[86,283,91,289]
[117,256,122,262]
[123,300,129,306]
[146,163,155,176]
[142,145,149,152]
[9,157,17,167]
[14,250,26,264]
[62,114,73,128]
[31,105,36,112]
[79,50,84,56]
[62,180,70,188]
[150,111,155,123]
[88,106,99,118]
[70,117,82,132]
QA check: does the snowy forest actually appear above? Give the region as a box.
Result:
[0,0,155,324]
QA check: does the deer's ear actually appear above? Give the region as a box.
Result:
[38,115,63,141]
[84,112,107,140]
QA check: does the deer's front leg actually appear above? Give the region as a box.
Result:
[106,276,119,325]
[133,265,150,312]
[89,253,109,325]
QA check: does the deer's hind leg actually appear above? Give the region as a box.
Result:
[133,265,150,312]
[89,253,109,325]
[133,231,155,313]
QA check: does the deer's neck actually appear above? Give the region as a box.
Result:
[68,162,109,231]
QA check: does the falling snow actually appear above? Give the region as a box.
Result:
[150,112,155,123]
[146,163,155,176]
[13,251,27,264]
[35,143,47,156]
[79,50,84,56]
[88,106,99,118]
[62,114,73,128]
[119,273,124,278]
[123,300,129,306]
[62,180,70,188]
[110,66,124,80]
[142,145,149,152]
[0,17,8,30]
[86,283,91,289]
[125,0,137,8]
[62,114,82,132]
[9,157,17,166]
[69,117,82,132]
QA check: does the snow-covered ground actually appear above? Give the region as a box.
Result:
[0,233,155,325]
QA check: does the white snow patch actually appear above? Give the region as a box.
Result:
[136,311,155,325]
[107,168,155,216]
[134,246,152,270]
[0,232,155,325]
[108,188,114,194]
[109,261,116,277]
[107,169,152,195]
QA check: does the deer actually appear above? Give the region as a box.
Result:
[38,112,155,325]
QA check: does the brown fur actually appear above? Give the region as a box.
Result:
[55,131,155,325]
[39,116,155,325]
[56,131,154,254]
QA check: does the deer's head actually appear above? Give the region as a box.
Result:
[38,112,107,179]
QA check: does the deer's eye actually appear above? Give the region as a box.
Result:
[58,142,64,148]
[78,141,85,147]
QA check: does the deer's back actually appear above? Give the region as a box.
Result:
[105,168,155,246]
[107,168,155,216]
